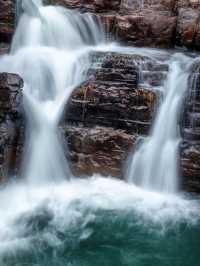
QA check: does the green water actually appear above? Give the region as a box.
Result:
[0,179,199,266]
[1,206,200,266]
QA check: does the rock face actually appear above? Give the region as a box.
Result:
[180,63,200,192]
[64,51,164,178]
[63,126,136,177]
[0,0,15,44]
[47,0,200,50]
[0,73,24,181]
[176,0,200,50]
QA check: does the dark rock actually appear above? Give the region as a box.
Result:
[0,73,24,181]
[0,0,15,43]
[180,62,200,192]
[46,0,121,12]
[180,141,200,192]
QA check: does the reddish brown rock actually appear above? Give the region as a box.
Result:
[66,52,159,135]
[64,51,163,178]
[63,126,136,177]
[0,73,24,181]
[46,0,200,50]
[115,12,176,47]
[120,0,176,13]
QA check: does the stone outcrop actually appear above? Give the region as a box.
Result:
[180,62,200,192]
[0,73,24,181]
[64,51,164,178]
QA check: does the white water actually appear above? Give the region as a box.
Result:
[0,176,199,255]
[0,0,105,184]
[127,54,193,193]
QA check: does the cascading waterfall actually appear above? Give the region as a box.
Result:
[0,1,200,265]
[127,54,192,193]
[0,0,105,184]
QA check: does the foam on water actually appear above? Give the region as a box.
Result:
[0,177,199,256]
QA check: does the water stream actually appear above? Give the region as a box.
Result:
[0,0,200,265]
[127,54,192,193]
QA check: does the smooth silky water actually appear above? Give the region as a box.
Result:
[0,1,200,265]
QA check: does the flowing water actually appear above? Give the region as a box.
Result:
[0,0,105,184]
[127,54,192,193]
[0,0,200,265]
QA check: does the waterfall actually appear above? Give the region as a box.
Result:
[127,54,192,194]
[0,0,105,184]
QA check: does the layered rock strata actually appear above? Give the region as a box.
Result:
[63,52,164,178]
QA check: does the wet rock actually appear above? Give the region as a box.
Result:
[65,51,161,178]
[0,0,15,44]
[63,125,136,177]
[180,62,200,192]
[0,73,24,181]
[115,12,176,47]
[47,0,200,50]
[120,0,176,13]
[180,142,200,192]
[66,81,157,134]
[66,52,158,135]
[0,43,10,56]
[46,0,121,12]
[176,7,200,50]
